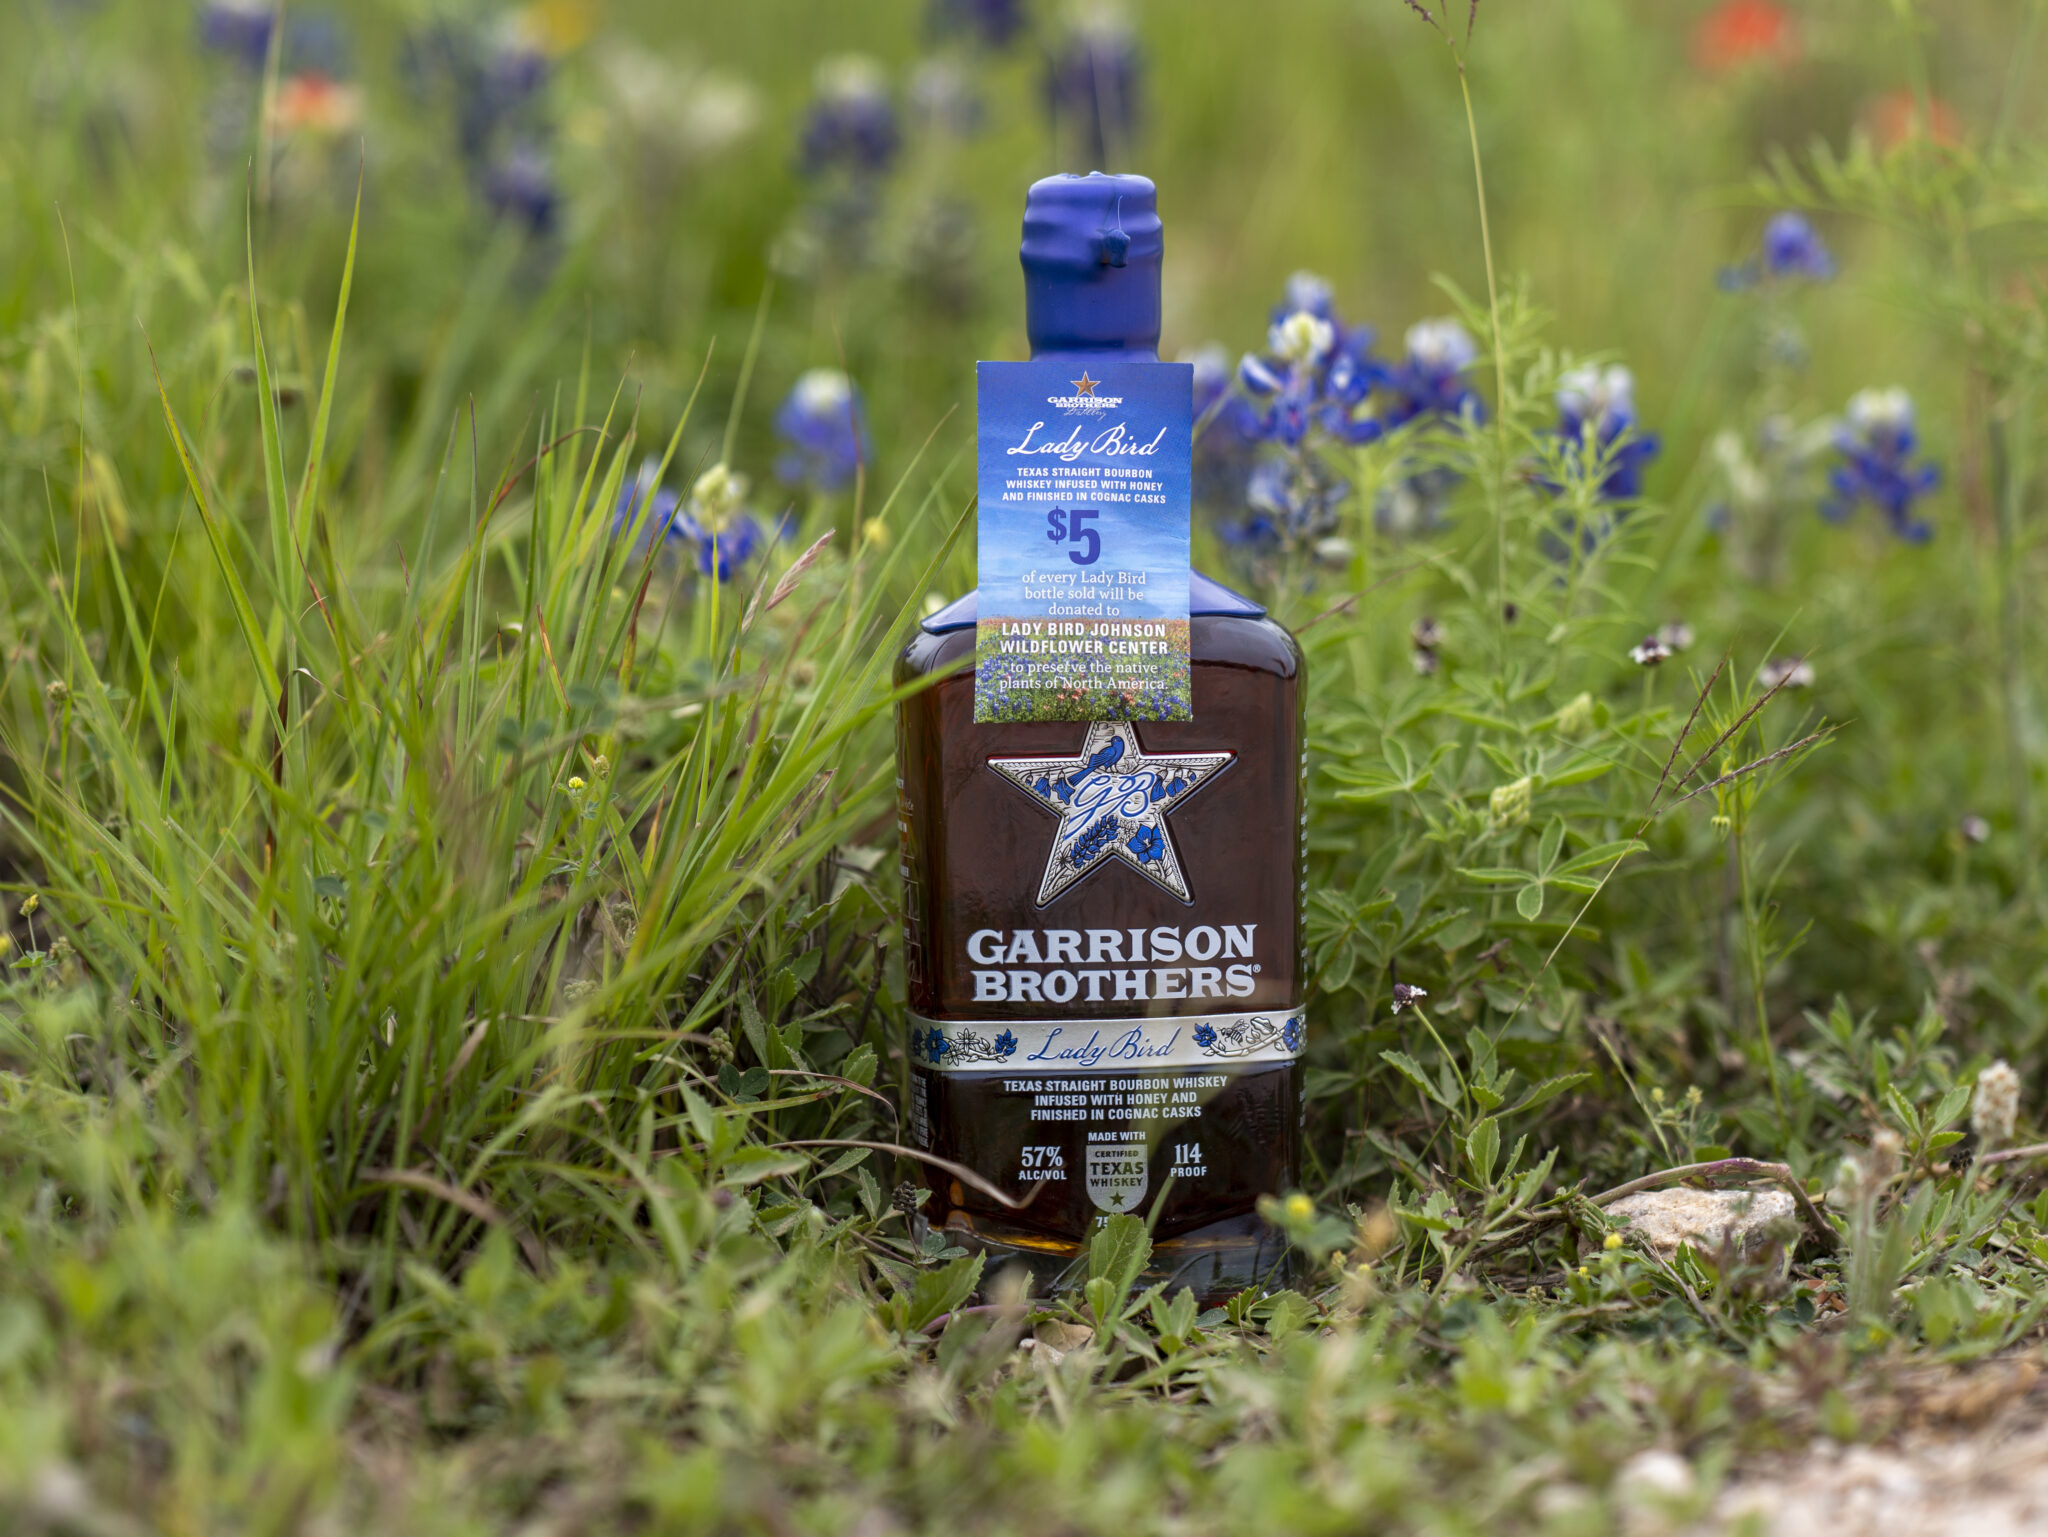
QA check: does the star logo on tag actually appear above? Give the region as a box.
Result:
[988,721,1233,906]
[1070,371,1100,396]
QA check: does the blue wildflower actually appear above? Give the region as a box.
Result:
[1554,365,1660,502]
[1048,12,1140,168]
[1822,388,1939,543]
[201,1,274,67]
[1223,457,1349,554]
[800,56,899,176]
[774,369,869,492]
[1193,1023,1218,1050]
[992,1029,1019,1059]
[615,459,684,554]
[483,142,559,236]
[930,0,1028,49]
[1381,318,1483,428]
[926,1029,950,1059]
[1127,825,1164,863]
[1721,211,1835,289]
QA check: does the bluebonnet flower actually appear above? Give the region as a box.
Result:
[774,369,869,491]
[1720,211,1835,290]
[1222,457,1349,555]
[1554,365,1660,502]
[1236,310,1382,449]
[203,2,350,75]
[201,1,276,68]
[1192,1022,1218,1050]
[614,458,684,554]
[1381,319,1482,428]
[1822,388,1939,542]
[1127,825,1164,863]
[799,56,899,177]
[908,58,984,138]
[484,143,559,235]
[678,464,766,580]
[992,1029,1019,1059]
[930,0,1028,49]
[1048,9,1140,168]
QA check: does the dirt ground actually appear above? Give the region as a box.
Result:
[1705,1360,2048,1536]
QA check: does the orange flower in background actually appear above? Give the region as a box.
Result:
[269,72,363,136]
[1692,0,1801,73]
[1868,89,1963,149]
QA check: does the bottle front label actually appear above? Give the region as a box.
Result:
[909,1008,1304,1072]
[973,360,1194,723]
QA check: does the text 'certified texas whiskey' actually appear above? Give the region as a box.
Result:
[896,173,1305,1299]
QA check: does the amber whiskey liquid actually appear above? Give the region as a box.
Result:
[896,607,1305,1299]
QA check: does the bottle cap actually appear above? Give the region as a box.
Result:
[1021,172,1162,356]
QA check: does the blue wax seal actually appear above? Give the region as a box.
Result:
[1022,173,1163,357]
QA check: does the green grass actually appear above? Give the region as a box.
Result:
[3,0,2048,1531]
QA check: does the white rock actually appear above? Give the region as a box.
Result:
[1605,1187,1798,1260]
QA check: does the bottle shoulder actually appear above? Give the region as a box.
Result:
[895,608,1300,683]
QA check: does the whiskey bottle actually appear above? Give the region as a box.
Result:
[894,174,1305,1300]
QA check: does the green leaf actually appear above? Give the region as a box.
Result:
[1931,1084,1973,1132]
[1456,867,1529,886]
[1382,1050,1456,1109]
[904,1252,985,1332]
[1537,816,1565,872]
[1089,1212,1152,1299]
[1556,839,1647,876]
[1508,1073,1592,1115]
[1515,882,1545,920]
[722,1146,808,1186]
[1465,1117,1501,1185]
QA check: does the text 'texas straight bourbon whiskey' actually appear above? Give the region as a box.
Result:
[895,173,1305,1300]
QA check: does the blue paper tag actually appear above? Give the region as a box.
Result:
[974,360,1193,723]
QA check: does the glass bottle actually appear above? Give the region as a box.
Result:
[894,173,1304,1300]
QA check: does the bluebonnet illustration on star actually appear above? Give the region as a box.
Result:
[1720,211,1835,290]
[800,55,899,176]
[1822,388,1939,543]
[989,721,1234,904]
[1048,10,1141,168]
[775,369,869,491]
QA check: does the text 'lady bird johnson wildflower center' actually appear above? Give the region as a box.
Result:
[974,359,1194,722]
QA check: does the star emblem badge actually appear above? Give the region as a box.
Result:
[1070,371,1099,397]
[988,721,1233,906]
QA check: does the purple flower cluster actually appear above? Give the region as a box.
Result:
[402,16,558,237]
[1822,388,1939,542]
[614,461,770,582]
[799,56,900,177]
[201,2,349,75]
[1047,13,1140,167]
[1553,364,1660,502]
[1720,211,1835,290]
[774,370,870,492]
[929,0,1029,49]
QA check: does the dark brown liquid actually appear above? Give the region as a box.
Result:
[895,611,1305,1299]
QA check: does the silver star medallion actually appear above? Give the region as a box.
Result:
[988,721,1234,907]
